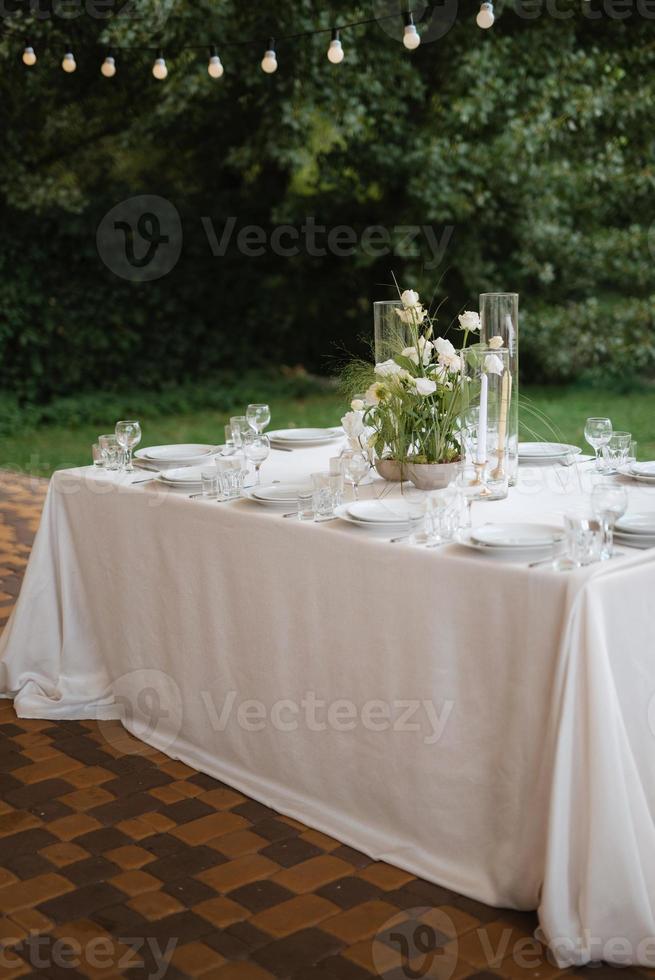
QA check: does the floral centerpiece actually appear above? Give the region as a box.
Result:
[342,288,481,489]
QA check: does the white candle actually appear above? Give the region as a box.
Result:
[477,371,488,464]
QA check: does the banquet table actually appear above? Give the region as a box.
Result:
[2,448,655,968]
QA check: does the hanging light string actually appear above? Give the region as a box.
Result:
[11,3,495,76]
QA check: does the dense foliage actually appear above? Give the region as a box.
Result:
[0,0,653,401]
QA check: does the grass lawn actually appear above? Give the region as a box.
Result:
[1,385,653,478]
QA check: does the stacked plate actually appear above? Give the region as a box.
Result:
[135,444,218,469]
[519,442,582,464]
[244,484,311,508]
[460,522,564,558]
[268,428,343,450]
[614,512,655,549]
[155,466,207,490]
[621,461,655,484]
[334,499,412,531]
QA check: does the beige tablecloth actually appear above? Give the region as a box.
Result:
[2,450,655,967]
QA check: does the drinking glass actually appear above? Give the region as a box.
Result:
[591,482,628,559]
[201,467,218,498]
[425,488,460,547]
[92,443,103,467]
[115,420,142,473]
[230,416,250,449]
[328,457,344,506]
[562,514,603,568]
[601,431,631,474]
[246,404,271,434]
[403,487,428,545]
[242,432,270,485]
[297,489,314,521]
[217,457,245,499]
[99,434,120,471]
[629,440,638,465]
[342,451,369,500]
[584,417,612,470]
[311,472,335,519]
[223,424,237,455]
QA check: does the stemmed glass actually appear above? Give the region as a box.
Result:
[230,416,251,449]
[342,451,369,500]
[584,418,612,471]
[591,482,628,560]
[246,404,271,434]
[242,432,270,485]
[115,421,141,473]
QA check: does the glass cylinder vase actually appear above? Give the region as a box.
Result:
[461,346,516,498]
[479,293,519,484]
[373,301,412,364]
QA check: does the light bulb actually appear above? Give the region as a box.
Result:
[62,50,76,73]
[403,24,421,49]
[152,52,168,80]
[261,39,277,74]
[208,50,224,78]
[476,2,495,27]
[22,45,36,66]
[101,55,116,78]
[327,29,344,64]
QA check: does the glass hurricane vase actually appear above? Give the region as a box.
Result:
[479,293,519,485]
[461,346,515,499]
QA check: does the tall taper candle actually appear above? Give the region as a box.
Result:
[477,371,488,464]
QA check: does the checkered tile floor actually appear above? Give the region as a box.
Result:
[0,471,646,979]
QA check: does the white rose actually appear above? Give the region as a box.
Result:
[484,353,504,375]
[414,377,437,396]
[488,335,504,350]
[434,337,456,360]
[341,411,365,440]
[395,304,426,325]
[401,289,420,308]
[401,346,419,366]
[374,358,405,378]
[417,336,434,365]
[447,354,462,373]
[351,399,365,411]
[458,311,481,332]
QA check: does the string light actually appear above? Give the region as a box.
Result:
[61,49,76,73]
[22,44,36,66]
[476,2,495,27]
[261,38,278,74]
[101,53,116,77]
[208,45,224,78]
[403,12,421,50]
[327,28,344,64]
[152,49,168,80]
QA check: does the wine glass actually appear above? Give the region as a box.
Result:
[453,461,483,529]
[242,432,270,485]
[342,451,369,500]
[591,482,628,559]
[246,404,271,434]
[584,417,612,471]
[115,421,141,473]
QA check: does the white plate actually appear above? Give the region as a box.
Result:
[519,442,582,460]
[160,466,210,485]
[631,462,655,477]
[614,531,655,550]
[347,500,411,524]
[250,484,311,504]
[471,523,564,549]
[268,428,342,445]
[615,513,655,534]
[620,465,655,484]
[457,532,563,560]
[139,444,215,461]
[334,504,406,531]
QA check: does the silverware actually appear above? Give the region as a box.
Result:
[272,446,293,453]
[131,477,155,484]
[189,492,204,499]
[390,534,410,544]
[283,512,298,519]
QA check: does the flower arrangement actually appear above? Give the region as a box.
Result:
[342,288,481,467]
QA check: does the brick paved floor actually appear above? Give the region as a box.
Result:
[0,472,646,979]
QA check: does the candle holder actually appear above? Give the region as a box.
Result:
[461,346,512,501]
